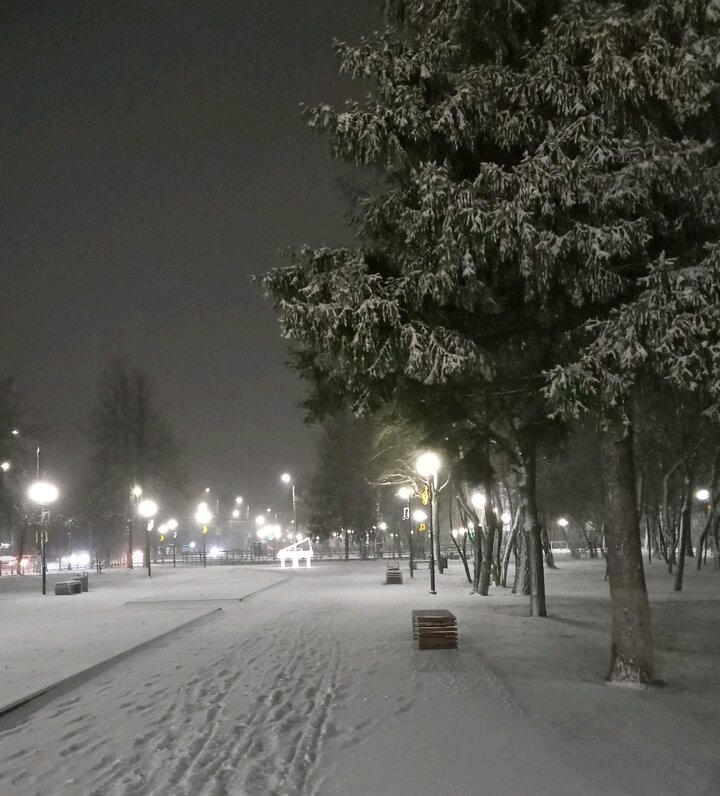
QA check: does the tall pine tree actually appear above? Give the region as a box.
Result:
[262,1,720,682]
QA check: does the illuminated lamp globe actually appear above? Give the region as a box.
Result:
[696,489,711,502]
[195,504,212,525]
[28,481,59,506]
[415,452,440,479]
[397,486,412,501]
[138,499,158,519]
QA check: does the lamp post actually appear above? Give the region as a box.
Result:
[281,473,298,537]
[138,498,158,578]
[397,486,414,577]
[195,502,213,568]
[416,452,440,594]
[28,480,59,595]
[127,485,143,569]
[168,518,178,567]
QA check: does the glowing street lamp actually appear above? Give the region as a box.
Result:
[1,461,10,473]
[126,485,143,570]
[195,502,213,568]
[28,480,59,595]
[138,498,158,578]
[696,488,711,502]
[416,451,440,594]
[232,509,240,519]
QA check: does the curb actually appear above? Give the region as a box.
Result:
[0,608,223,723]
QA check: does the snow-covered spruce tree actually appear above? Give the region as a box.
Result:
[261,0,720,633]
[546,259,720,682]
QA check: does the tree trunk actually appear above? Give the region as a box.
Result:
[344,528,349,561]
[472,523,482,593]
[477,477,497,595]
[502,507,522,588]
[601,423,654,685]
[127,517,134,569]
[518,436,546,617]
[711,515,720,571]
[450,532,472,584]
[674,474,692,591]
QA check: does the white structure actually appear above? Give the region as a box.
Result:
[277,538,313,569]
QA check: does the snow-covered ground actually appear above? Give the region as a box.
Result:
[0,558,717,795]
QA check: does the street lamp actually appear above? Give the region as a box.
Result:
[281,473,298,535]
[1,461,10,473]
[127,485,143,570]
[397,486,414,576]
[28,480,59,595]
[416,451,440,594]
[167,518,178,567]
[696,489,711,502]
[138,498,158,578]
[195,502,213,568]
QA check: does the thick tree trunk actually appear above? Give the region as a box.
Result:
[512,528,529,595]
[675,474,693,591]
[518,436,546,617]
[344,528,349,561]
[477,477,497,595]
[601,424,654,685]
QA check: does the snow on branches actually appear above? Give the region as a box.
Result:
[545,251,720,423]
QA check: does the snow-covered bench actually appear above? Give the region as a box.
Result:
[55,580,82,595]
[386,561,403,584]
[412,609,458,650]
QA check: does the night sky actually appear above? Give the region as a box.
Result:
[2,1,378,512]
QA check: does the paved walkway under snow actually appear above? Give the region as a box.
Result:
[0,559,717,795]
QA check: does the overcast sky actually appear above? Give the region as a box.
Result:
[1,0,380,513]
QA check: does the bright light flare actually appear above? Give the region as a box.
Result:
[397,486,412,500]
[138,499,158,519]
[195,504,212,525]
[471,492,486,510]
[412,510,427,522]
[696,489,711,502]
[28,481,59,505]
[416,452,440,479]
[557,517,569,527]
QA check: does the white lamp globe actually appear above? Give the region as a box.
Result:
[416,452,440,479]
[138,499,158,519]
[28,481,59,505]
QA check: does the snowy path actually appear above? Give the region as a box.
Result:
[0,560,717,795]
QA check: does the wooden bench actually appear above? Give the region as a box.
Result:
[411,609,458,650]
[55,580,82,595]
[385,562,403,585]
[411,559,430,570]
